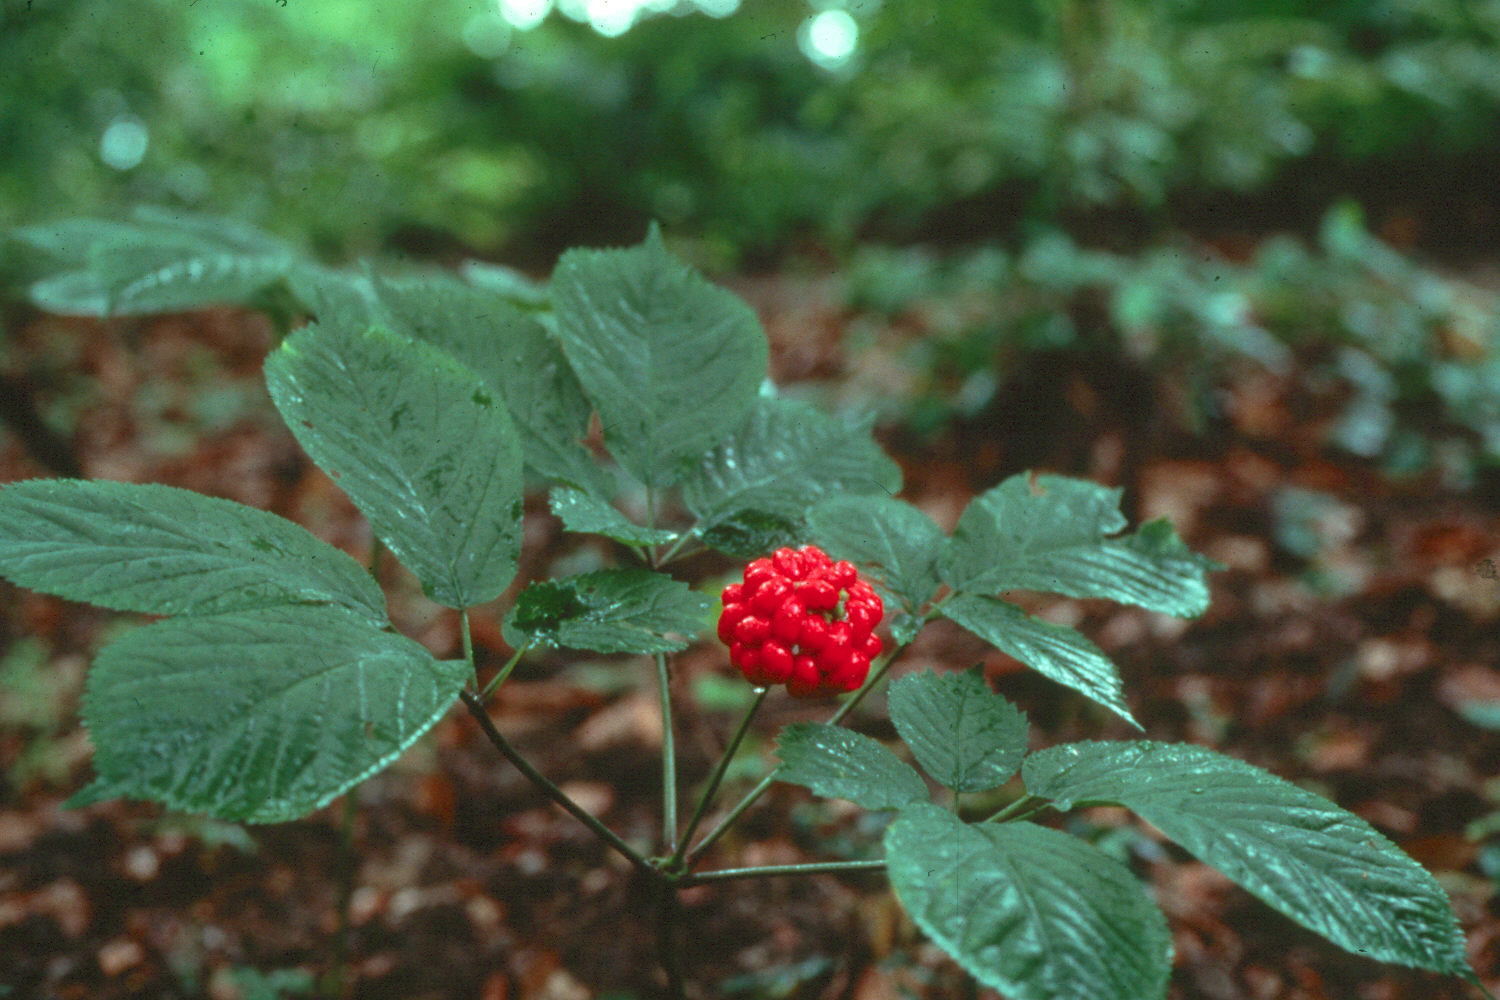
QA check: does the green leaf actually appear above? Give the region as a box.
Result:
[17,209,295,316]
[0,479,386,625]
[1022,741,1473,975]
[69,606,468,823]
[697,507,803,560]
[941,593,1138,728]
[550,225,768,488]
[296,270,607,494]
[367,274,607,493]
[502,569,710,654]
[940,473,1217,616]
[887,667,1028,793]
[807,494,944,614]
[265,322,524,608]
[885,805,1172,1000]
[549,487,677,547]
[459,259,550,309]
[775,722,929,810]
[683,396,901,548]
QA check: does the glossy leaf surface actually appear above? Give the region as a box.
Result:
[807,494,944,614]
[886,805,1172,1000]
[549,487,678,547]
[0,479,386,625]
[683,396,901,549]
[776,722,929,811]
[71,606,467,823]
[266,322,524,608]
[1023,741,1473,975]
[941,593,1138,727]
[551,226,767,488]
[887,667,1028,792]
[941,473,1216,616]
[502,569,709,654]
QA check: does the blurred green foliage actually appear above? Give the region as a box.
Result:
[6,0,1500,258]
[6,0,1500,482]
[844,202,1500,482]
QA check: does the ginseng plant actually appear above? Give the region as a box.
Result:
[0,214,1489,998]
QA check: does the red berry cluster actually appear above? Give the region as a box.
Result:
[717,545,884,697]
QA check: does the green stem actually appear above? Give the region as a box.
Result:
[669,687,769,871]
[681,859,886,885]
[982,794,1046,824]
[325,789,358,998]
[459,688,654,875]
[656,881,687,1000]
[478,644,528,702]
[656,652,678,853]
[460,611,476,686]
[684,637,913,868]
[654,530,697,567]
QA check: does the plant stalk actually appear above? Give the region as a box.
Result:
[478,644,528,701]
[983,794,1047,824]
[668,686,769,871]
[683,633,917,867]
[681,859,886,885]
[656,652,678,854]
[458,688,654,875]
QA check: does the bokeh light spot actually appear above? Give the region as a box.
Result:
[100,118,148,171]
[799,9,858,70]
[500,0,552,30]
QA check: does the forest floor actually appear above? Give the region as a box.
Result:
[2,269,1500,1000]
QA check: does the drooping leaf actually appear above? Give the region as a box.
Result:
[502,569,710,654]
[368,274,606,492]
[887,667,1028,793]
[683,396,901,552]
[459,259,550,309]
[940,473,1217,616]
[549,487,678,547]
[941,593,1138,728]
[296,269,607,494]
[0,479,386,625]
[807,494,944,614]
[265,322,524,608]
[17,209,296,316]
[885,805,1172,1000]
[697,507,803,559]
[776,722,929,811]
[69,605,468,823]
[550,225,767,488]
[1022,741,1473,975]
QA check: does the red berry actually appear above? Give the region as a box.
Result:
[717,602,747,643]
[787,654,821,698]
[798,615,829,651]
[735,615,769,645]
[772,547,805,579]
[825,620,854,649]
[818,642,853,676]
[749,577,791,617]
[846,602,878,635]
[800,579,838,612]
[761,641,795,683]
[799,545,830,568]
[832,652,870,692]
[770,599,805,644]
[720,544,889,698]
[743,559,775,590]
